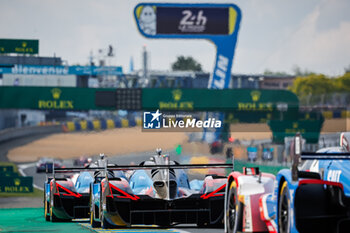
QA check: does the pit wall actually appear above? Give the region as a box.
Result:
[0,125,61,143]
[62,118,142,132]
[322,110,350,119]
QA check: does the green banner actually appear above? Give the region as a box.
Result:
[0,172,18,177]
[227,159,288,176]
[143,88,299,122]
[0,87,299,117]
[0,39,39,54]
[0,176,33,193]
[0,86,116,111]
[0,166,13,173]
[268,119,324,144]
[142,88,299,112]
[0,166,17,177]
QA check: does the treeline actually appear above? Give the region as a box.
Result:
[288,72,350,98]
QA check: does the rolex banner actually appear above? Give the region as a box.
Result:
[0,165,33,193]
[0,176,33,193]
[0,86,115,111]
[0,87,299,114]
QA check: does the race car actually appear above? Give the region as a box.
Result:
[73,156,90,167]
[36,157,62,173]
[44,168,94,221]
[89,153,233,229]
[224,165,275,233]
[259,132,350,233]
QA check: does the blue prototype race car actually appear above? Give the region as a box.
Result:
[260,132,350,233]
[44,155,123,222]
[89,153,233,229]
[44,170,94,221]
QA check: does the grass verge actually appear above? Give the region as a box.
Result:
[0,187,43,197]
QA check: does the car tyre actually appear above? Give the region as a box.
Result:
[226,181,243,233]
[50,203,59,222]
[101,212,113,229]
[44,199,50,221]
[49,190,61,222]
[278,181,290,233]
[90,191,101,228]
[44,189,50,221]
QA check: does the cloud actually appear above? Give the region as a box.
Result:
[0,0,349,76]
[262,0,350,75]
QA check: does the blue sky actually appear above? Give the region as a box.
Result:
[1,0,349,76]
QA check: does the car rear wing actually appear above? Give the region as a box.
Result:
[52,163,234,173]
[299,131,350,160]
[47,159,234,179]
[300,152,350,160]
[291,132,350,181]
[49,156,234,201]
[291,133,302,181]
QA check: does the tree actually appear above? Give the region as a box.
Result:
[263,69,289,76]
[171,56,202,72]
[292,65,315,76]
[288,74,336,98]
[289,72,350,98]
[344,64,350,74]
[334,72,350,92]
[287,71,350,107]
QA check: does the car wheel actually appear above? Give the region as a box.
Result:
[50,203,59,222]
[90,205,101,227]
[44,195,50,221]
[90,192,101,228]
[49,192,60,222]
[100,198,113,229]
[226,181,242,233]
[101,212,113,229]
[278,181,290,233]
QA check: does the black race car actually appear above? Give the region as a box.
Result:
[89,154,233,229]
[36,157,62,173]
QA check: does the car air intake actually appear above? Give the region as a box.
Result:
[153,180,178,199]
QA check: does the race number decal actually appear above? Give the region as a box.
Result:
[327,170,342,182]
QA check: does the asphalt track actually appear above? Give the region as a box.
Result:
[80,223,222,233]
[2,132,342,232]
[18,152,226,233]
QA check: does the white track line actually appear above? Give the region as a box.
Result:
[80,223,191,233]
[18,163,44,191]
